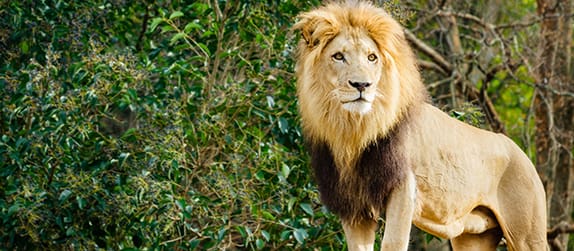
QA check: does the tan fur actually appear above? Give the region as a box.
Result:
[294,2,548,250]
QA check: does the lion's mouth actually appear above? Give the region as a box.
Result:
[342,97,368,104]
[341,91,373,104]
[339,90,375,114]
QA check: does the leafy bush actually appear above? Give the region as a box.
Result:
[0,0,353,250]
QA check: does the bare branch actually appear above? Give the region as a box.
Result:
[427,76,455,90]
[547,221,574,240]
[405,26,507,133]
[496,17,541,30]
[536,83,574,99]
[435,10,540,31]
[436,10,494,30]
[479,86,507,134]
[417,60,447,75]
[465,83,507,134]
[136,6,150,52]
[404,29,453,73]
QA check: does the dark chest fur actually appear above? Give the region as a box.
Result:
[307,128,407,223]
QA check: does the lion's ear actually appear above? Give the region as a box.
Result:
[293,14,319,47]
[293,11,338,48]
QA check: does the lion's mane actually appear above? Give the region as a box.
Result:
[294,2,427,222]
[294,2,427,173]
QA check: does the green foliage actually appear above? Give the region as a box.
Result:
[488,65,536,153]
[450,104,486,128]
[0,0,348,250]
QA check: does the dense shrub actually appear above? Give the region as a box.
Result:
[0,0,357,250]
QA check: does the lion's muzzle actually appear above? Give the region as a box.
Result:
[349,80,372,92]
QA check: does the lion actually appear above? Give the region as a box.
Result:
[293,2,547,250]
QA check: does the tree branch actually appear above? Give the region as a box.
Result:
[462,82,507,134]
[136,6,150,52]
[417,60,447,75]
[405,27,507,133]
[436,10,494,30]
[404,29,453,73]
[547,221,574,240]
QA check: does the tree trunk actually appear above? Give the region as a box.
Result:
[535,0,574,250]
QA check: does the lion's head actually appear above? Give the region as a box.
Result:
[294,2,427,172]
[309,29,384,115]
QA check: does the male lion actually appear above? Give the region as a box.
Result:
[293,1,547,250]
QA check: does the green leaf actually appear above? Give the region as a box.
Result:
[185,205,193,216]
[280,230,290,241]
[255,238,265,249]
[266,95,275,109]
[149,17,164,32]
[161,25,175,33]
[293,228,308,244]
[287,197,296,213]
[76,196,87,209]
[20,40,29,54]
[189,239,201,249]
[255,170,266,181]
[184,22,202,33]
[281,163,290,179]
[121,128,137,142]
[261,210,275,221]
[217,228,226,241]
[175,199,186,210]
[118,152,130,167]
[169,11,184,20]
[66,226,76,236]
[236,226,247,238]
[261,230,270,241]
[300,203,314,217]
[196,42,210,56]
[8,204,20,216]
[170,32,186,45]
[59,189,72,202]
[278,117,289,134]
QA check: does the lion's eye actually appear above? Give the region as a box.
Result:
[368,54,378,62]
[332,52,345,61]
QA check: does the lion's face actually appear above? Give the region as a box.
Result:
[320,31,382,114]
[294,1,425,157]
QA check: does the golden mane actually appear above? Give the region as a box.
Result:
[294,1,427,173]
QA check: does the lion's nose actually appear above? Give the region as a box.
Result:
[349,80,371,92]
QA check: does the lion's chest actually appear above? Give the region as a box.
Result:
[308,133,407,222]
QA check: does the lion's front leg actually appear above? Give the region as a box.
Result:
[342,219,377,251]
[380,171,416,251]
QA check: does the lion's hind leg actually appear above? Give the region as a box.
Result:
[461,206,499,235]
[449,206,502,251]
[495,149,548,251]
[496,182,548,251]
[451,228,503,251]
[494,194,548,251]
